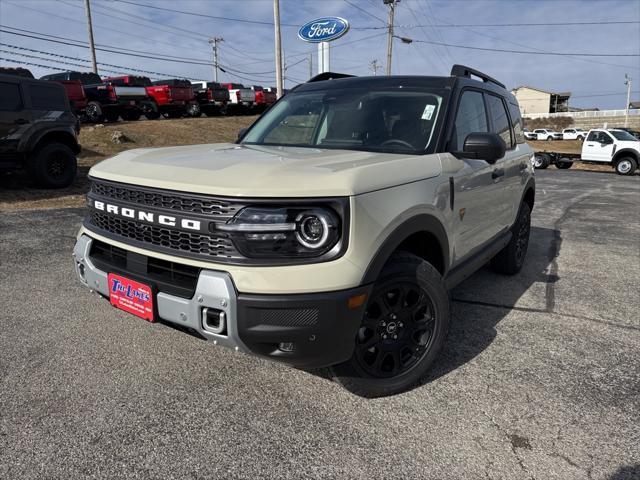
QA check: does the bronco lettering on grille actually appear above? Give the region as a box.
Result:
[92,199,202,231]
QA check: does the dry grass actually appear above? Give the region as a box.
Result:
[0,116,258,212]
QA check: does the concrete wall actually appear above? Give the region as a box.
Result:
[512,88,550,114]
[570,115,640,129]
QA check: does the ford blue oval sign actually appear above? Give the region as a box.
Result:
[298,17,350,43]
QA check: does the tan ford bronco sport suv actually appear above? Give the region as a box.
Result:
[73,65,535,397]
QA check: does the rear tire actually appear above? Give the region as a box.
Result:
[104,111,120,122]
[533,153,550,169]
[121,110,141,121]
[186,103,201,118]
[330,252,450,398]
[85,101,103,123]
[28,142,77,188]
[142,102,161,120]
[615,157,637,175]
[556,159,573,169]
[546,136,553,141]
[491,202,531,275]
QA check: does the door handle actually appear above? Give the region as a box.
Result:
[491,169,505,180]
[14,118,28,124]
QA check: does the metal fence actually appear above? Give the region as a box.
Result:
[522,109,640,119]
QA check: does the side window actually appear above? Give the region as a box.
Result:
[486,94,513,148]
[508,102,525,144]
[29,84,67,110]
[452,90,488,150]
[586,131,598,142]
[0,82,23,111]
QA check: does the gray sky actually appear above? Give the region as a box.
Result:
[1,0,639,109]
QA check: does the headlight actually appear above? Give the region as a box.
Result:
[218,206,342,259]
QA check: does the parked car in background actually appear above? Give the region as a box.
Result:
[0,67,35,78]
[562,128,587,141]
[522,128,537,141]
[618,127,640,140]
[2,67,87,117]
[0,74,80,187]
[250,85,277,112]
[220,82,255,113]
[104,76,198,119]
[40,71,147,123]
[191,81,230,116]
[533,128,562,141]
[532,128,640,175]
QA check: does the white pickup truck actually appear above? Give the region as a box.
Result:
[220,82,256,112]
[532,128,640,175]
[533,128,563,141]
[562,128,587,141]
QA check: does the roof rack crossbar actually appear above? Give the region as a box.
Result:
[450,64,505,89]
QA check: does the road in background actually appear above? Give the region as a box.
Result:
[0,170,638,479]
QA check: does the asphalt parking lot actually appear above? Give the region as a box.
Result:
[0,169,638,480]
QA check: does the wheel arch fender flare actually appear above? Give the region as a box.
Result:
[361,214,450,285]
[612,149,639,164]
[23,127,80,155]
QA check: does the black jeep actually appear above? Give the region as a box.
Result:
[0,74,80,188]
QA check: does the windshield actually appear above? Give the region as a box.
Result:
[610,130,638,141]
[241,87,445,154]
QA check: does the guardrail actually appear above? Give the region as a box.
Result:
[522,109,640,119]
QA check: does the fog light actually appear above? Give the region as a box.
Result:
[279,342,295,352]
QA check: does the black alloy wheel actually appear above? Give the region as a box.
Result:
[354,281,436,378]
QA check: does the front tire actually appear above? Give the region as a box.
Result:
[28,142,77,188]
[186,103,201,117]
[491,202,531,275]
[615,157,637,175]
[330,253,450,398]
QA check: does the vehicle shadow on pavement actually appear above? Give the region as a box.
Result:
[421,225,558,386]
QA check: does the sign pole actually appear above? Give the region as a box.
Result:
[273,0,284,98]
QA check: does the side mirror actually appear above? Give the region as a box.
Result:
[462,132,506,164]
[237,128,248,142]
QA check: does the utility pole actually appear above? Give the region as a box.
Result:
[624,73,632,127]
[273,0,284,98]
[370,59,382,76]
[384,0,398,76]
[84,0,98,74]
[209,37,223,82]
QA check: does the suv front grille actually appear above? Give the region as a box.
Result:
[90,210,241,259]
[90,180,243,219]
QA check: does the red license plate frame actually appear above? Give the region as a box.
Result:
[108,273,155,322]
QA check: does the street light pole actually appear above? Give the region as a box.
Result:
[84,0,98,74]
[273,0,284,98]
[385,0,397,76]
[624,74,632,128]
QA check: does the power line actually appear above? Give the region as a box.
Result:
[113,0,298,27]
[406,37,640,57]
[343,0,388,25]
[0,43,189,78]
[359,20,640,29]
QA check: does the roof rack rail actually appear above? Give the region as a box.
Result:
[450,64,505,89]
[307,72,355,83]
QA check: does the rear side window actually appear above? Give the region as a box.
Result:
[508,102,525,144]
[452,90,488,150]
[29,84,67,110]
[486,94,513,148]
[0,82,23,111]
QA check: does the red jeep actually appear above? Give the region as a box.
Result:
[104,76,199,119]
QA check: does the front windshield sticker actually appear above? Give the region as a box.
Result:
[422,104,435,120]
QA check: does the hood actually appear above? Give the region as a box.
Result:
[88,143,443,197]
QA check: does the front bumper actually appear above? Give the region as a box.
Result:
[73,235,370,368]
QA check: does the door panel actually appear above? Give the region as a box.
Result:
[583,131,614,162]
[0,80,29,154]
